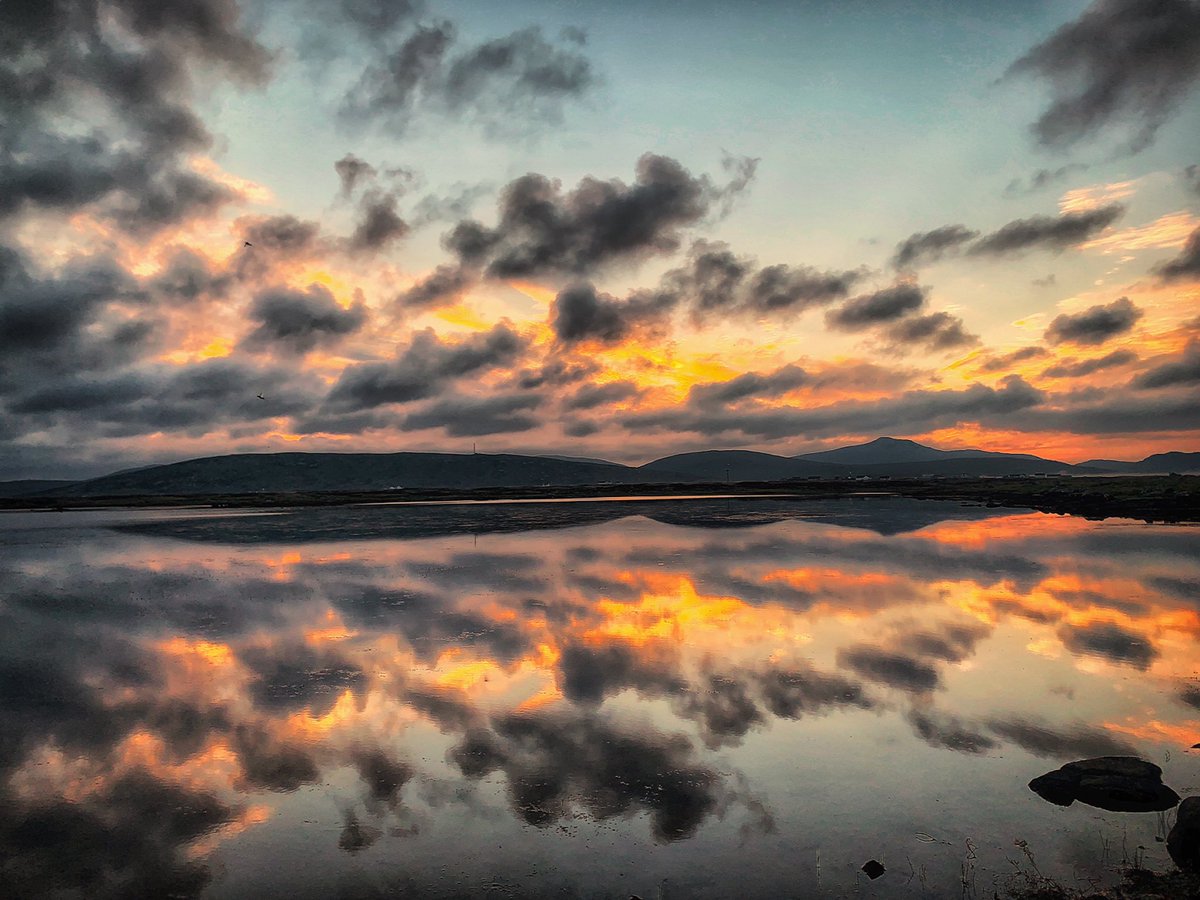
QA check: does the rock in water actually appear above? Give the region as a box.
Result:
[861,860,885,880]
[1168,796,1200,872]
[1028,757,1181,813]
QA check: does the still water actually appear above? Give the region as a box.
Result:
[0,497,1197,898]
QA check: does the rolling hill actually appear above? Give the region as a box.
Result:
[20,438,1197,498]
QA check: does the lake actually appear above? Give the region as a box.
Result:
[1,497,1197,898]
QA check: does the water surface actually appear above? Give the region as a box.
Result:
[1,497,1197,898]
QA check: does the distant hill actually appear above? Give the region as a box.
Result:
[1081,452,1200,475]
[0,479,79,497]
[26,439,1198,498]
[798,436,1049,467]
[639,450,844,482]
[48,452,675,497]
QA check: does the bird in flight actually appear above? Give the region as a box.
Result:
[244,241,253,247]
[256,393,266,400]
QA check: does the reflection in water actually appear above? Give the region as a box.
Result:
[0,498,1197,898]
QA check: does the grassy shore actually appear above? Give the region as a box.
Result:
[2,475,1198,522]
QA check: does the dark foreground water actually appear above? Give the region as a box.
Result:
[0,497,1197,899]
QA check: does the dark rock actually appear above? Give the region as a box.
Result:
[1028,756,1181,813]
[1169,796,1200,872]
[861,860,885,880]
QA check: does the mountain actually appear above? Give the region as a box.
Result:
[27,440,1197,499]
[639,450,844,482]
[0,479,79,497]
[796,436,1048,467]
[47,452,676,497]
[1081,452,1200,475]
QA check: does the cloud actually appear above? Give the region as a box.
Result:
[1003,164,1090,197]
[837,645,940,692]
[687,365,810,407]
[452,154,752,280]
[564,380,641,411]
[882,311,978,351]
[1132,343,1200,389]
[348,191,410,252]
[892,225,979,269]
[908,708,997,754]
[1044,296,1142,345]
[341,23,595,136]
[1006,0,1200,152]
[626,375,1044,441]
[326,324,526,410]
[550,282,676,345]
[980,345,1050,373]
[0,0,268,233]
[335,153,378,196]
[448,711,728,842]
[1057,620,1158,669]
[825,283,927,331]
[403,392,542,435]
[987,718,1137,759]
[398,264,476,309]
[968,204,1124,256]
[1042,349,1138,378]
[242,285,367,354]
[1155,225,1200,281]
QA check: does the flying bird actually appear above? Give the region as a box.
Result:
[244,241,253,247]
[256,393,265,400]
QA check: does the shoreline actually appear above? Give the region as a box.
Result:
[2,475,1197,523]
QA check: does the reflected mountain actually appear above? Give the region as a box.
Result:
[108,495,1020,544]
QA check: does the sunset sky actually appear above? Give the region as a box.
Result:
[2,0,1199,479]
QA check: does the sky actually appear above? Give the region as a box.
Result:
[1,0,1199,479]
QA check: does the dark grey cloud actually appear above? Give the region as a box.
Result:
[231,724,320,792]
[1003,164,1090,197]
[892,225,979,269]
[335,153,378,196]
[908,708,998,754]
[565,380,641,411]
[240,643,366,717]
[980,345,1049,373]
[895,622,991,663]
[837,645,940,693]
[987,718,1137,759]
[457,154,751,280]
[1006,0,1200,152]
[1155,225,1200,282]
[448,712,727,842]
[403,392,541,435]
[150,246,232,304]
[551,282,676,345]
[625,375,1044,441]
[1180,684,1200,710]
[825,283,927,331]
[1015,389,1200,434]
[687,365,809,407]
[1058,620,1158,669]
[556,642,686,705]
[0,0,268,233]
[243,284,367,354]
[326,324,526,410]
[1044,296,1142,345]
[1042,348,1138,378]
[883,311,978,351]
[968,205,1124,256]
[341,22,594,136]
[398,264,475,309]
[669,241,861,321]
[1132,343,1200,389]
[348,191,410,252]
